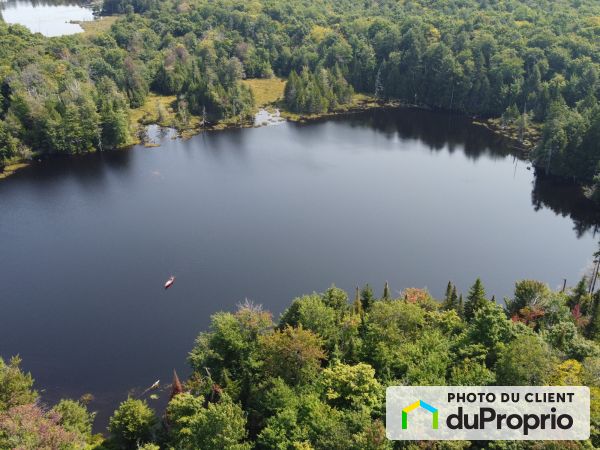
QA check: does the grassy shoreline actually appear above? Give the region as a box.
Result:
[72,16,120,37]
[0,163,30,180]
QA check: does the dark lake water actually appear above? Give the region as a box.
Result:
[0,108,598,430]
[0,0,94,36]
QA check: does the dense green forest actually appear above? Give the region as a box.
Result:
[0,0,599,195]
[3,278,600,449]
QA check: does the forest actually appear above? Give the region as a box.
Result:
[2,278,600,448]
[0,0,599,194]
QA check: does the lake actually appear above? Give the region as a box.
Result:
[0,108,598,429]
[0,0,94,36]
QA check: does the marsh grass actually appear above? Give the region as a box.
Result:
[241,77,286,109]
[74,16,120,37]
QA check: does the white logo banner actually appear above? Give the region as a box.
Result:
[386,386,590,440]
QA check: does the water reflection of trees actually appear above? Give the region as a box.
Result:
[532,173,600,238]
[342,108,512,161]
[343,108,600,239]
[0,0,90,9]
[7,150,133,192]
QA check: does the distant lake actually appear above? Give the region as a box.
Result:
[0,108,598,430]
[0,0,94,36]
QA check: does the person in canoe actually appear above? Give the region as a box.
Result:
[138,380,160,398]
[164,276,176,289]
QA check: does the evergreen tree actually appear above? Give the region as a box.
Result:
[457,294,464,317]
[442,282,459,311]
[382,281,390,301]
[96,77,130,149]
[360,284,375,311]
[445,281,452,299]
[284,70,299,110]
[283,66,352,114]
[569,276,589,309]
[353,286,363,315]
[464,278,488,321]
[586,291,600,340]
[331,65,353,105]
[443,281,453,308]
[451,287,458,308]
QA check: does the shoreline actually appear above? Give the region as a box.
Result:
[0,98,537,181]
[471,118,539,154]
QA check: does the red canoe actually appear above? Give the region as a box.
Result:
[164,276,176,289]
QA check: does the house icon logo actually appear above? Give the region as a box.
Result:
[402,400,439,430]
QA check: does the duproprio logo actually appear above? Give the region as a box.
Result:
[387,387,590,441]
[402,400,439,430]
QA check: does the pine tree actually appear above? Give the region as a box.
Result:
[284,70,299,110]
[464,278,487,321]
[458,294,464,318]
[383,281,390,301]
[332,65,353,104]
[442,283,459,311]
[443,281,453,308]
[284,67,352,114]
[586,292,600,340]
[353,286,363,315]
[569,276,589,309]
[361,284,375,311]
[446,281,453,298]
[331,343,342,363]
[97,77,130,149]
